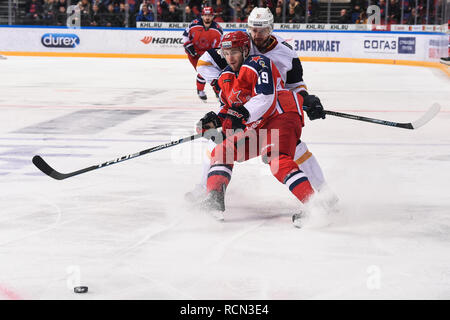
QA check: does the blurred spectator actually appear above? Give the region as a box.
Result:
[387,0,400,24]
[286,5,302,22]
[356,10,367,24]
[183,6,197,22]
[171,0,181,10]
[56,0,67,11]
[213,0,228,22]
[136,3,155,21]
[43,0,57,25]
[25,0,44,25]
[117,2,128,27]
[378,0,386,23]
[337,8,350,23]
[92,0,106,13]
[351,0,366,11]
[158,0,170,19]
[215,0,231,21]
[18,0,445,27]
[407,7,421,24]
[274,5,283,23]
[229,0,248,21]
[55,5,67,25]
[162,4,182,22]
[350,4,362,23]
[306,0,319,22]
[287,0,304,18]
[78,0,92,26]
[400,0,412,23]
[90,4,103,26]
[188,0,203,15]
[127,0,137,13]
[266,0,277,15]
[139,0,154,12]
[231,4,247,22]
[104,3,123,26]
[244,3,255,20]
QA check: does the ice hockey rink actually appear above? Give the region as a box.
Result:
[0,56,449,299]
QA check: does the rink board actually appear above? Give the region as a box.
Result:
[0,25,447,65]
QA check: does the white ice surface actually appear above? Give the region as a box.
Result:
[0,57,449,299]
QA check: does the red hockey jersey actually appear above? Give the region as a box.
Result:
[183,19,223,57]
[217,54,305,130]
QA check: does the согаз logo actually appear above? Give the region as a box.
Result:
[41,34,80,48]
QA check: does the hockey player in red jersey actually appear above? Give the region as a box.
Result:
[182,6,223,102]
[188,8,337,216]
[195,31,324,226]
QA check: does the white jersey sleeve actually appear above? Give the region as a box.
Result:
[251,34,307,94]
[196,48,228,84]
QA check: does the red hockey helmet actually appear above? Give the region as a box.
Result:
[220,31,250,53]
[201,7,214,15]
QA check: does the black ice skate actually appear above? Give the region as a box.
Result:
[197,90,207,102]
[293,193,338,229]
[199,189,225,221]
[292,211,305,228]
[440,57,450,66]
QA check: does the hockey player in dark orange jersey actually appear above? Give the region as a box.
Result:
[182,6,223,102]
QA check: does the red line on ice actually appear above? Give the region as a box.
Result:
[0,284,22,300]
[0,104,448,113]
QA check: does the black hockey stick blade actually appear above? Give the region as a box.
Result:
[32,155,54,176]
[32,155,91,180]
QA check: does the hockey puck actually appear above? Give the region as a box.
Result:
[74,286,88,294]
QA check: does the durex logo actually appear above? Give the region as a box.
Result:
[41,33,80,48]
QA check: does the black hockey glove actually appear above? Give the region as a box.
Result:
[211,79,221,98]
[183,41,197,58]
[196,111,221,136]
[222,105,249,133]
[302,94,326,120]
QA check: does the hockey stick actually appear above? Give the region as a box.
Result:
[32,133,203,180]
[320,103,441,129]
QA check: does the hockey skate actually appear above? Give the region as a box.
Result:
[292,211,305,228]
[184,184,207,203]
[197,90,207,102]
[199,189,225,221]
[317,184,340,215]
[440,57,450,66]
[292,190,339,228]
[292,205,328,229]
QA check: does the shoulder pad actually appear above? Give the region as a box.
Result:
[281,41,293,50]
[221,65,234,74]
[211,21,223,30]
[190,19,202,27]
[208,48,228,70]
[244,55,271,72]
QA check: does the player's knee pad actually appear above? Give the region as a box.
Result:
[294,141,313,166]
